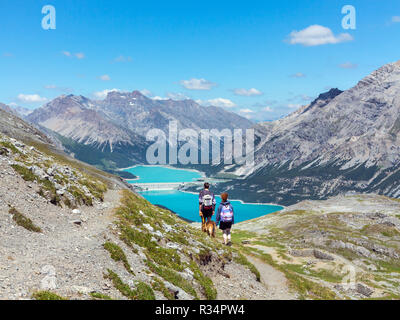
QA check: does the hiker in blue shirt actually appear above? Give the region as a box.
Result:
[216,192,234,246]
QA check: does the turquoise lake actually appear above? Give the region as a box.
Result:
[124,165,203,183]
[123,166,283,223]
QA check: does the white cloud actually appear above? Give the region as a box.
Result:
[392,16,400,23]
[151,92,189,101]
[166,92,190,100]
[17,94,47,103]
[234,88,263,96]
[75,52,85,59]
[140,89,153,97]
[239,108,254,113]
[152,96,168,101]
[197,98,236,108]
[262,106,273,112]
[114,55,132,63]
[93,89,120,99]
[180,78,216,90]
[44,84,73,93]
[287,25,353,46]
[291,72,306,78]
[339,62,358,69]
[62,51,72,57]
[62,51,85,59]
[99,74,111,81]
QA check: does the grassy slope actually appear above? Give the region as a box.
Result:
[233,196,400,300]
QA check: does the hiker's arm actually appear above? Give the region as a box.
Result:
[212,194,216,213]
[216,206,221,224]
[231,205,235,224]
[199,193,203,215]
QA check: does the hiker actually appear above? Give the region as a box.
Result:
[199,182,216,223]
[216,192,234,246]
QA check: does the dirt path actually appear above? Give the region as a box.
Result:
[244,254,297,300]
[0,178,123,299]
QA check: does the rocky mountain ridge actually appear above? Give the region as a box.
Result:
[213,60,400,205]
[25,91,252,172]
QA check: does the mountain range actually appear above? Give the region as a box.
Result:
[213,60,400,205]
[2,60,400,205]
[26,91,252,173]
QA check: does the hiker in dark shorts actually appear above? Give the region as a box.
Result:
[216,192,234,246]
[199,182,216,222]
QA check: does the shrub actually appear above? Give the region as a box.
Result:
[9,207,42,233]
[103,242,134,274]
[32,291,67,300]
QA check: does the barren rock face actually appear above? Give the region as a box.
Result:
[215,60,400,205]
[235,194,400,300]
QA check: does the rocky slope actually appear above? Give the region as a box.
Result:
[0,108,52,146]
[2,108,400,300]
[0,104,32,118]
[0,110,267,300]
[214,60,400,205]
[235,194,400,300]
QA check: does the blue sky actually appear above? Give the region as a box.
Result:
[0,0,399,121]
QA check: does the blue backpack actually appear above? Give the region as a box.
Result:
[220,204,233,222]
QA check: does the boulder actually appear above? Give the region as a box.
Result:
[356,283,374,297]
[313,249,334,261]
[289,249,314,257]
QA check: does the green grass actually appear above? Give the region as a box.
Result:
[152,277,175,300]
[0,140,21,154]
[105,269,155,300]
[119,223,184,272]
[146,260,198,299]
[112,190,233,300]
[252,239,286,249]
[11,164,79,207]
[68,186,93,206]
[11,164,37,182]
[230,230,258,245]
[90,292,113,300]
[105,269,137,299]
[27,139,113,186]
[376,259,400,273]
[9,207,42,233]
[361,224,400,237]
[32,291,67,300]
[242,246,337,300]
[284,264,344,283]
[10,139,108,208]
[135,282,156,300]
[103,242,134,274]
[233,251,261,282]
[189,261,217,300]
[78,178,107,201]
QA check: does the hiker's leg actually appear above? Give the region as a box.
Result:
[222,232,227,245]
[226,228,231,244]
[223,229,230,245]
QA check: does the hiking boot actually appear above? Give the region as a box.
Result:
[227,241,232,247]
